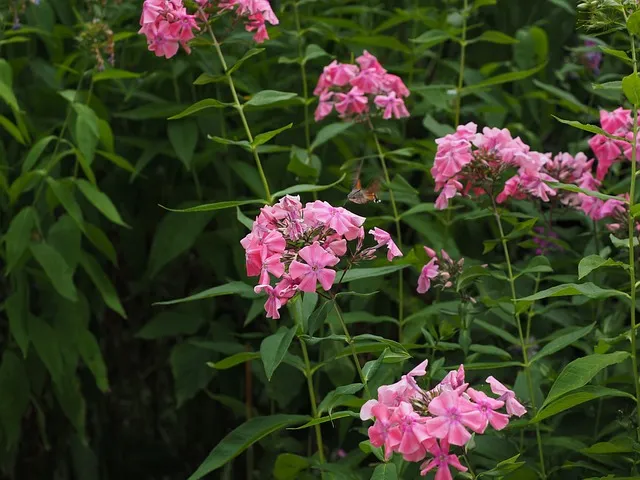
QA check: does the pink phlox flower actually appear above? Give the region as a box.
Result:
[417,258,439,294]
[374,91,410,120]
[356,50,386,73]
[334,86,369,117]
[289,242,339,292]
[382,73,410,97]
[368,403,403,460]
[304,201,365,239]
[425,390,485,446]
[351,67,385,94]
[314,61,358,94]
[486,376,527,417]
[439,364,467,393]
[600,107,631,133]
[314,90,334,121]
[466,388,509,433]
[432,135,473,184]
[369,227,403,261]
[143,22,181,58]
[419,439,467,480]
[589,134,623,180]
[435,179,463,210]
[324,233,348,257]
[391,402,432,458]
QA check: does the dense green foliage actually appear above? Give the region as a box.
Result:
[2,0,640,479]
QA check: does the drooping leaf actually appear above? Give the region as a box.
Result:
[622,73,640,106]
[5,290,29,357]
[260,326,298,381]
[336,265,408,283]
[252,123,293,148]
[578,255,628,279]
[187,415,309,480]
[79,252,126,318]
[310,122,353,151]
[273,453,310,480]
[461,62,546,93]
[0,351,30,448]
[76,329,109,392]
[154,281,255,306]
[75,179,128,227]
[209,352,261,370]
[46,177,85,230]
[168,99,232,120]
[5,206,38,274]
[28,315,64,383]
[22,135,56,172]
[168,119,199,170]
[532,386,634,422]
[530,323,595,364]
[519,283,628,304]
[136,311,205,339]
[271,174,346,199]
[244,90,298,107]
[171,342,215,407]
[370,463,398,480]
[73,103,100,165]
[30,242,77,301]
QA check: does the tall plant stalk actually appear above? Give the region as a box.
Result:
[293,2,311,153]
[199,12,272,204]
[454,0,468,127]
[299,338,326,466]
[491,200,547,479]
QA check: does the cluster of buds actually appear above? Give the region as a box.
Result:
[313,51,410,122]
[138,0,278,59]
[241,195,402,319]
[417,247,464,294]
[360,361,526,479]
[532,226,562,256]
[78,19,115,71]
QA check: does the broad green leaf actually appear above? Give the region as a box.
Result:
[578,255,628,279]
[457,265,491,290]
[209,136,251,150]
[476,454,525,478]
[347,35,411,53]
[288,411,358,430]
[96,150,136,173]
[0,351,30,447]
[136,311,205,339]
[469,344,512,360]
[77,329,109,392]
[154,281,255,306]
[48,215,82,271]
[161,199,264,213]
[0,114,25,144]
[28,315,64,383]
[552,116,627,141]
[228,48,265,75]
[116,102,188,120]
[75,179,128,227]
[310,122,353,151]
[252,123,293,148]
[187,415,309,480]
[543,352,631,407]
[53,371,86,436]
[473,30,519,44]
[422,114,454,137]
[0,78,19,111]
[30,242,77,301]
[581,438,634,454]
[410,30,450,48]
[547,0,573,13]
[363,349,387,381]
[530,323,595,364]
[273,453,310,480]
[336,265,408,283]
[622,73,640,106]
[461,62,546,93]
[193,73,227,85]
[170,342,215,407]
[22,135,57,172]
[209,352,261,370]
[147,210,214,277]
[306,300,332,336]
[600,47,632,64]
[5,291,29,357]
[371,463,398,480]
[168,99,232,120]
[46,177,85,229]
[168,119,198,170]
[260,326,298,381]
[272,173,346,199]
[547,182,624,202]
[5,206,37,274]
[519,283,628,303]
[627,10,640,36]
[303,44,329,63]
[245,90,298,107]
[532,386,634,422]
[84,221,117,265]
[317,383,363,416]
[92,69,141,82]
[533,80,588,111]
[79,252,126,318]
[73,104,99,165]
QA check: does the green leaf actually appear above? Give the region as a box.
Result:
[160,199,264,213]
[317,383,363,416]
[310,122,353,151]
[92,69,141,82]
[461,62,547,93]
[193,73,227,85]
[228,48,265,75]
[77,329,109,392]
[272,174,346,199]
[303,44,330,63]
[473,30,519,44]
[46,177,85,230]
[79,252,126,318]
[5,206,38,274]
[547,182,624,202]
[581,438,635,454]
[30,242,77,301]
[530,323,595,364]
[552,116,626,141]
[168,99,232,120]
[252,123,293,148]
[75,179,128,227]
[168,119,198,170]
[0,351,30,448]
[208,136,252,150]
[5,291,29,358]
[288,411,358,430]
[519,283,628,304]
[209,352,261,370]
[171,342,215,407]
[245,90,298,107]
[273,453,310,480]
[347,35,411,53]
[336,265,408,284]
[260,326,298,381]
[532,386,635,422]
[22,135,57,172]
[0,114,25,144]
[187,415,309,480]
[622,73,640,106]
[147,210,214,277]
[28,315,64,383]
[371,463,398,480]
[542,352,631,407]
[627,10,640,36]
[53,371,86,436]
[0,78,19,111]
[578,255,628,279]
[599,47,632,65]
[96,150,136,173]
[73,104,99,165]
[136,311,204,339]
[410,30,450,48]
[154,281,255,306]
[306,300,332,336]
[48,215,82,271]
[83,221,117,265]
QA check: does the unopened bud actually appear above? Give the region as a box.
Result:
[424,246,437,258]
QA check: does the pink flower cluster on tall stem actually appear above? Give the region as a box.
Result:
[241,195,402,319]
[589,108,640,180]
[313,51,410,122]
[417,247,465,294]
[360,361,525,478]
[204,0,279,43]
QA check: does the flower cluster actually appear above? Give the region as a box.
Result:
[588,108,639,180]
[360,361,525,479]
[532,226,562,256]
[139,0,279,59]
[417,247,464,295]
[581,39,602,76]
[313,51,410,122]
[241,195,402,319]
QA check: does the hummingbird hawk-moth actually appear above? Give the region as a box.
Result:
[346,160,381,205]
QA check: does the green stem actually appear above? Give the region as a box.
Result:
[332,298,370,397]
[371,125,404,341]
[293,2,311,152]
[628,27,640,438]
[492,201,547,479]
[299,338,326,466]
[454,0,468,126]
[200,12,272,203]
